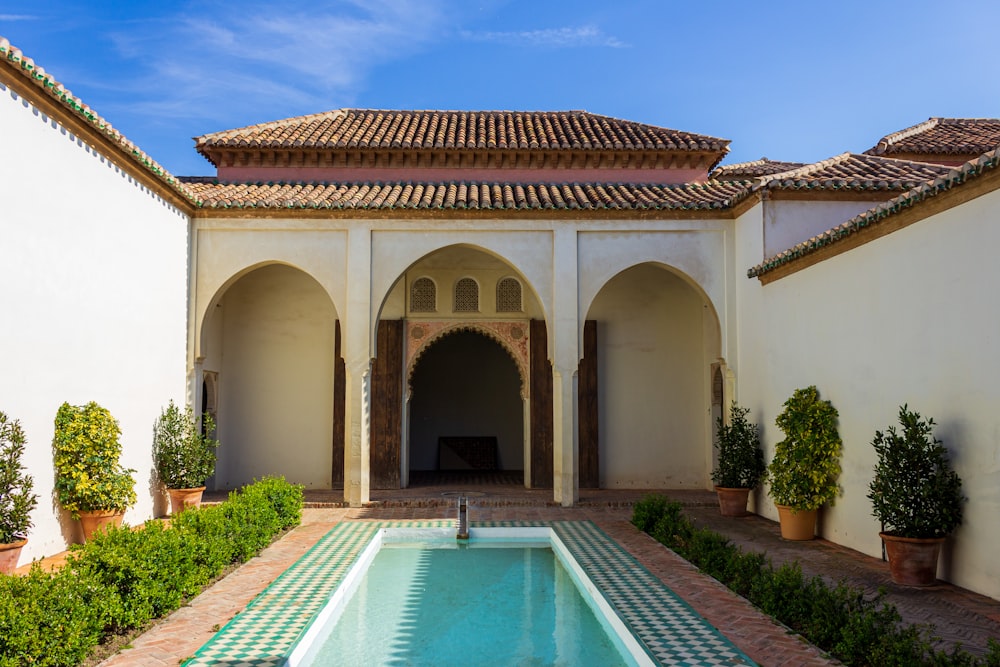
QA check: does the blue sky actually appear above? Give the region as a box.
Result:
[3,1,998,177]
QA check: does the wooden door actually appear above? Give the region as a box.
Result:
[331,320,346,488]
[578,320,599,488]
[530,319,553,488]
[371,319,403,489]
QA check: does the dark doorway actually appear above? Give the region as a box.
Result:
[408,331,524,483]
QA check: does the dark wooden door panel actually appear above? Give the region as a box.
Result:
[371,319,402,489]
[530,319,553,488]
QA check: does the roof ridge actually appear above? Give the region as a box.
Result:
[869,118,940,155]
[0,36,196,205]
[748,146,1000,278]
[197,109,349,141]
[753,152,852,189]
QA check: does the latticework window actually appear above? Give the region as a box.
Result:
[454,278,479,312]
[410,277,436,312]
[496,277,522,312]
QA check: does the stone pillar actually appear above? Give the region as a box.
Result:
[343,227,372,507]
[343,360,371,506]
[551,228,579,506]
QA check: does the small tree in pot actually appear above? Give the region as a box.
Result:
[53,401,137,542]
[767,386,842,540]
[0,411,38,573]
[153,400,220,514]
[867,405,963,586]
[711,402,766,517]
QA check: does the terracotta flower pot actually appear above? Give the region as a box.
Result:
[715,487,751,517]
[775,503,817,540]
[168,486,206,515]
[0,538,27,575]
[78,509,124,542]
[881,532,945,586]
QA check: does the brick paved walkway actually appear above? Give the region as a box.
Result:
[92,483,1000,666]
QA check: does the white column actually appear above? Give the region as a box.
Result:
[551,228,579,506]
[343,226,372,506]
[343,360,371,506]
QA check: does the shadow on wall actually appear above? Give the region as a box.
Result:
[147,467,167,518]
[49,488,81,546]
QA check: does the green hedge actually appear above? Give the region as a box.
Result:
[0,476,303,667]
[632,494,1000,667]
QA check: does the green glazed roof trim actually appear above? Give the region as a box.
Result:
[747,148,1000,278]
[0,37,197,205]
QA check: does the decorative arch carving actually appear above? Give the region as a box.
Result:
[405,320,530,398]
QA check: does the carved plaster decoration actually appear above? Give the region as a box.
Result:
[405,320,530,399]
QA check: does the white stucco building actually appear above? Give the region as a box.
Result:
[2,38,999,599]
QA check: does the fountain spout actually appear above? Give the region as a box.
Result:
[457,496,469,540]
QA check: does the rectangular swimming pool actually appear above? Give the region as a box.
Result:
[185,520,756,667]
[293,528,642,665]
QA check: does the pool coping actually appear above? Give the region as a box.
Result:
[184,520,757,667]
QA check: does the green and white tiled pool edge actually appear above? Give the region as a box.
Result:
[183,520,757,667]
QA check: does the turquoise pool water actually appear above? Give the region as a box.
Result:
[299,538,638,666]
[186,521,756,667]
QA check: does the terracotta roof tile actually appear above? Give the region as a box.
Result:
[180,178,751,212]
[866,118,1000,159]
[195,109,728,153]
[747,147,1000,278]
[0,37,196,205]
[711,158,806,180]
[752,153,953,193]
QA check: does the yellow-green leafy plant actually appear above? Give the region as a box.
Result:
[0,411,38,543]
[152,400,219,489]
[53,402,136,518]
[767,386,842,511]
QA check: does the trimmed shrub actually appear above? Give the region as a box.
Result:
[0,565,113,667]
[631,494,991,666]
[0,476,303,666]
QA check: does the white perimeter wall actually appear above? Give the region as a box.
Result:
[736,189,1000,599]
[0,82,189,564]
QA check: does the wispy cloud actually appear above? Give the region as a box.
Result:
[0,14,38,21]
[461,26,626,48]
[103,0,450,122]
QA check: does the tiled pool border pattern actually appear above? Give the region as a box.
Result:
[185,520,756,667]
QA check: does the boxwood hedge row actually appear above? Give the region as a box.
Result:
[632,494,1000,667]
[0,476,303,667]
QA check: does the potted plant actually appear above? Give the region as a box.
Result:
[53,401,136,542]
[867,405,963,586]
[767,386,842,540]
[711,402,766,517]
[0,411,38,574]
[152,400,220,514]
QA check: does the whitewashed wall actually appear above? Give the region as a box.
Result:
[0,82,189,565]
[736,188,1000,599]
[209,265,336,489]
[587,264,715,487]
[763,199,882,258]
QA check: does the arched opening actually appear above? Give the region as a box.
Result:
[199,263,339,490]
[586,262,720,489]
[407,330,524,485]
[371,243,546,491]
